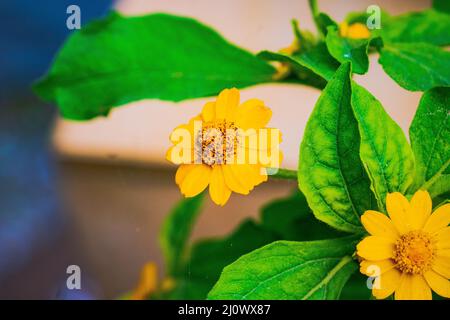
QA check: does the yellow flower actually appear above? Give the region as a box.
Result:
[357,190,450,300]
[166,88,282,206]
[130,262,175,300]
[339,22,371,39]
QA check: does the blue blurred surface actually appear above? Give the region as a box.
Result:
[0,0,111,298]
[0,0,112,95]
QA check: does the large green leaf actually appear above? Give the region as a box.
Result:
[159,194,204,275]
[298,63,374,233]
[378,42,450,91]
[208,236,359,300]
[260,191,346,240]
[34,12,275,120]
[325,26,370,74]
[351,83,415,211]
[409,87,450,197]
[258,43,339,83]
[380,9,450,46]
[165,190,346,299]
[433,0,450,15]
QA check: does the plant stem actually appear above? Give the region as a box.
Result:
[308,0,319,17]
[308,0,323,36]
[269,168,298,180]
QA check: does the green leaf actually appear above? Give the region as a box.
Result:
[410,87,450,198]
[433,0,450,14]
[260,190,346,240]
[167,220,278,299]
[315,13,338,36]
[159,193,204,275]
[298,63,374,233]
[339,272,372,300]
[34,12,275,120]
[381,9,450,46]
[208,236,359,300]
[325,26,370,75]
[378,42,450,91]
[351,83,415,211]
[258,42,339,82]
[165,190,347,299]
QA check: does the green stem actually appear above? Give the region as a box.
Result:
[270,168,298,180]
[308,0,319,17]
[308,0,323,36]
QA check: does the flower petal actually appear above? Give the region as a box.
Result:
[424,204,450,234]
[130,262,158,300]
[386,192,411,234]
[432,255,450,279]
[395,274,432,300]
[361,210,399,240]
[236,99,272,130]
[175,164,194,185]
[201,101,216,122]
[372,268,401,300]
[424,270,450,298]
[222,165,251,195]
[215,88,239,121]
[360,259,396,276]
[356,236,395,260]
[435,227,450,250]
[179,164,211,197]
[409,190,432,230]
[209,165,231,206]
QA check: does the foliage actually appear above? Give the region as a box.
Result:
[34,0,450,300]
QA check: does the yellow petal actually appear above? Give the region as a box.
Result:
[357,236,395,260]
[201,101,216,122]
[432,255,450,279]
[130,262,158,300]
[175,164,194,185]
[249,164,268,185]
[236,99,272,130]
[424,204,450,234]
[361,210,399,240]
[386,192,411,234]
[372,268,401,300]
[179,164,211,197]
[346,22,371,39]
[409,190,432,230]
[169,115,200,143]
[209,165,231,206]
[395,274,431,300]
[360,259,396,276]
[215,88,239,121]
[424,270,450,298]
[222,165,251,195]
[435,227,450,250]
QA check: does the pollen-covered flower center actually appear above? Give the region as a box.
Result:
[195,121,240,166]
[393,231,434,274]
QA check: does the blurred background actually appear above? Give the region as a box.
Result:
[0,0,430,299]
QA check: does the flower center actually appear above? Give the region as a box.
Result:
[393,230,435,274]
[195,121,240,166]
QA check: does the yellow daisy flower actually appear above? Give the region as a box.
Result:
[166,88,282,206]
[357,190,450,300]
[339,22,371,39]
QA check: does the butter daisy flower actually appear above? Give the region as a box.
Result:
[339,21,371,39]
[166,88,282,206]
[357,190,450,300]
